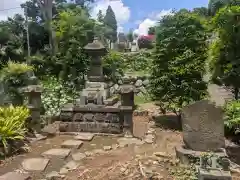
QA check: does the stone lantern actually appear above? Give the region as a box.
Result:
[84,37,107,82]
[23,85,43,133]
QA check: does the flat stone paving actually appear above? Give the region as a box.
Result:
[0,172,31,180]
[41,148,71,159]
[61,140,83,149]
[21,158,50,171]
[74,133,94,141]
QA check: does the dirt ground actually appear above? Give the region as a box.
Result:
[65,128,183,180]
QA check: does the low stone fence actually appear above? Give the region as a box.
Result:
[109,75,150,96]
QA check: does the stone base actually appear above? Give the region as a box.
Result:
[59,122,122,134]
[198,167,232,180]
[175,145,227,164]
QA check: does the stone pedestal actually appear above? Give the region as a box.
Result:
[119,77,135,137]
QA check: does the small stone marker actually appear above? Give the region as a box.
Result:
[0,172,31,180]
[181,100,225,151]
[42,148,71,159]
[61,140,83,149]
[74,133,94,141]
[72,152,86,161]
[21,158,49,171]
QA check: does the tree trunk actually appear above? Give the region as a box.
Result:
[234,87,239,100]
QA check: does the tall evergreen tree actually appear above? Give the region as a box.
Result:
[97,10,104,22]
[103,5,118,43]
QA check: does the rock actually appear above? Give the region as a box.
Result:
[0,172,31,180]
[85,151,93,157]
[154,152,169,158]
[135,79,143,87]
[142,79,150,86]
[21,158,50,171]
[41,125,57,136]
[61,140,83,149]
[110,87,115,95]
[62,161,79,171]
[114,84,119,91]
[109,81,114,87]
[111,144,119,150]
[103,146,112,151]
[59,168,68,175]
[72,153,86,161]
[92,149,105,154]
[118,137,144,147]
[139,86,147,94]
[118,79,123,85]
[147,128,156,135]
[42,149,71,159]
[74,133,94,141]
[46,171,65,180]
[144,134,155,144]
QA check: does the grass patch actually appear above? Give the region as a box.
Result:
[134,94,152,105]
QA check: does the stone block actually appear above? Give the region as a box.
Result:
[74,133,94,141]
[198,167,232,180]
[42,148,71,159]
[21,158,50,171]
[0,172,31,180]
[61,140,83,149]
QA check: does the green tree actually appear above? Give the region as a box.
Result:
[51,7,94,85]
[127,29,134,42]
[103,5,118,44]
[150,10,208,117]
[148,27,155,35]
[97,10,104,22]
[209,6,240,99]
[208,0,240,16]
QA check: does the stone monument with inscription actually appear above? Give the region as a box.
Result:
[59,38,133,134]
[176,100,227,164]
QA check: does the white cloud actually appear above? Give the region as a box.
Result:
[133,18,156,36]
[91,0,131,32]
[134,9,173,36]
[0,0,26,21]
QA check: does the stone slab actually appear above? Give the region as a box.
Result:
[198,167,232,180]
[0,172,31,180]
[74,133,94,141]
[21,158,50,171]
[42,148,71,159]
[61,140,83,149]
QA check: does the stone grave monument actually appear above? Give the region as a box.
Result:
[176,100,227,164]
[59,38,134,135]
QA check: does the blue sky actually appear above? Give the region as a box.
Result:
[1,0,209,35]
[92,0,209,35]
[123,0,209,31]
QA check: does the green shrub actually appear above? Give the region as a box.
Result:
[0,62,34,105]
[0,105,29,153]
[224,100,240,134]
[123,50,153,74]
[103,51,125,82]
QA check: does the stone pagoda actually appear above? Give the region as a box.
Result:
[59,38,134,135]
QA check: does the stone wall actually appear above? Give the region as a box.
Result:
[109,75,150,96]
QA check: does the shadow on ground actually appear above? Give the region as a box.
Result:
[154,114,182,131]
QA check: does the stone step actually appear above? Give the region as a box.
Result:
[74,133,94,141]
[0,172,31,180]
[21,158,50,172]
[41,148,71,159]
[61,140,83,149]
